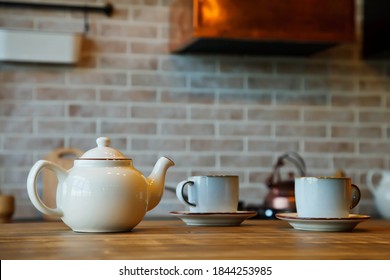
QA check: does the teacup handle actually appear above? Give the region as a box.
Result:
[176,180,196,207]
[350,184,361,210]
[27,160,67,217]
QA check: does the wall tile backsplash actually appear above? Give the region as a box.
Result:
[1,0,389,219]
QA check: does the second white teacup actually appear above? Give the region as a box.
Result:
[295,177,361,218]
[176,175,239,212]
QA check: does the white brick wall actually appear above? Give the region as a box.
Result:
[0,0,387,219]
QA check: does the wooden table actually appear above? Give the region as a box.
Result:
[1,219,390,260]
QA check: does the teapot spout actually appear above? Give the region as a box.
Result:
[146,157,175,211]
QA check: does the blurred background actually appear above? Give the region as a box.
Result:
[0,0,389,220]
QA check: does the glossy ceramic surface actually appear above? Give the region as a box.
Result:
[27,137,174,232]
[367,169,390,219]
[176,175,239,212]
[276,213,370,232]
[295,177,360,218]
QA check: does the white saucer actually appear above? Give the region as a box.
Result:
[170,211,257,226]
[275,213,371,232]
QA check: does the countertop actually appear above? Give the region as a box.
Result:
[1,219,390,260]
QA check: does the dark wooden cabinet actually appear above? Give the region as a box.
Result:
[362,0,390,59]
[170,0,355,56]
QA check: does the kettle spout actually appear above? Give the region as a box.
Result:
[146,157,175,211]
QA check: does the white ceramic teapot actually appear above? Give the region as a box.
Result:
[366,169,390,219]
[27,137,174,232]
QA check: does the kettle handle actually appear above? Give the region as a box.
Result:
[366,169,383,195]
[27,160,67,217]
[267,151,306,187]
[176,180,196,207]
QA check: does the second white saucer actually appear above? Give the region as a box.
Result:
[170,211,257,226]
[275,212,371,232]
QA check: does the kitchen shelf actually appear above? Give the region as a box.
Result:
[0,1,113,17]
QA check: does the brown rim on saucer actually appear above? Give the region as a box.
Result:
[170,211,257,216]
[275,213,370,221]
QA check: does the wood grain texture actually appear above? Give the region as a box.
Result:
[1,219,390,260]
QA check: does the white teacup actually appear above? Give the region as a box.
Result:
[295,177,361,218]
[176,175,239,212]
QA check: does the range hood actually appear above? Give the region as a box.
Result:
[170,0,355,56]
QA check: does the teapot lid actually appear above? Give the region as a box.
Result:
[79,137,127,159]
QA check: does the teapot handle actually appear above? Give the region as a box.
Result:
[366,169,382,195]
[27,160,67,217]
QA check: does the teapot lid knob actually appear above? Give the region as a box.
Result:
[79,136,127,159]
[96,137,110,148]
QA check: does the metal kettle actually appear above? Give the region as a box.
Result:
[264,152,306,213]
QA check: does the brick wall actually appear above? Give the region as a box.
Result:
[0,0,389,219]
